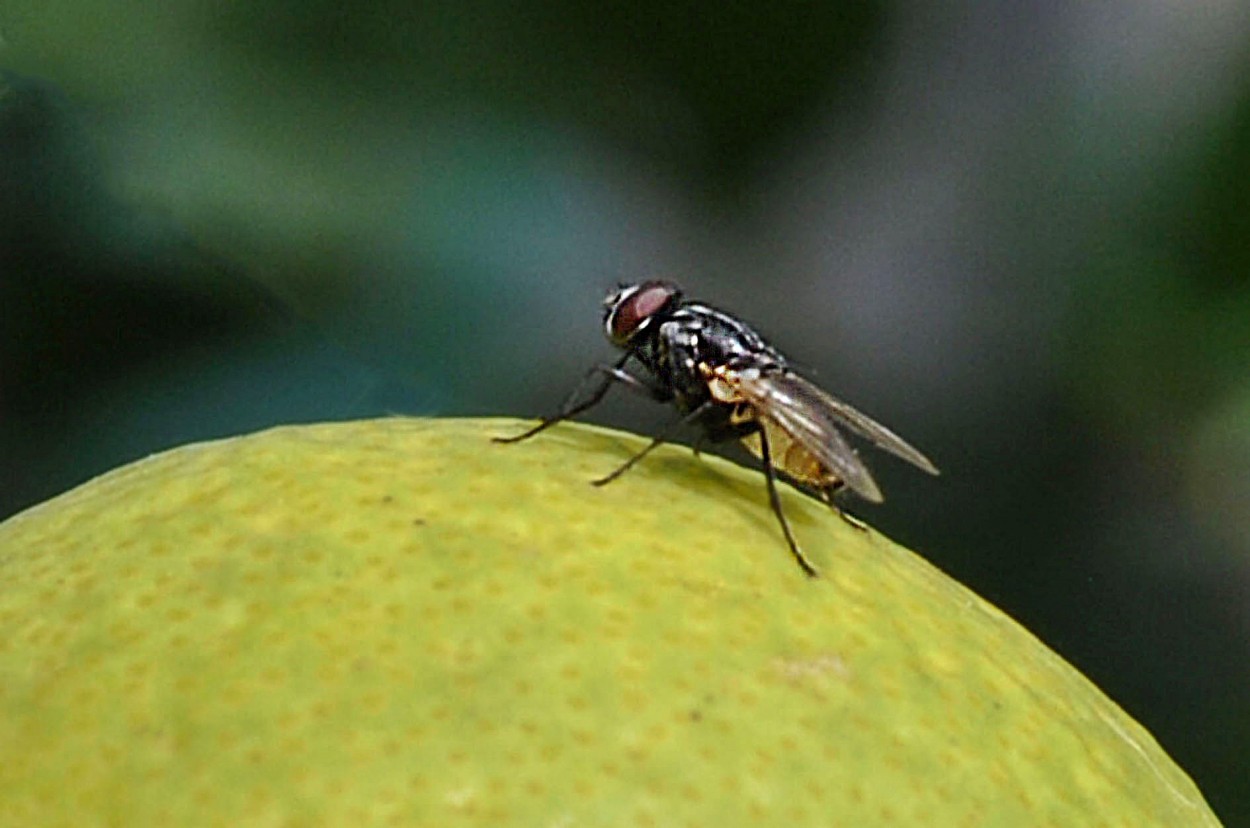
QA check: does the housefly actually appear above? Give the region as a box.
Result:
[495,281,938,577]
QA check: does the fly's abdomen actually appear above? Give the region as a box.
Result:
[739,419,839,489]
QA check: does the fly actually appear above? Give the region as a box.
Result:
[494,280,939,577]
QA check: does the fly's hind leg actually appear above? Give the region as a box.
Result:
[757,427,820,578]
[819,482,869,532]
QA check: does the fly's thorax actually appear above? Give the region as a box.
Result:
[646,318,712,406]
[677,304,787,365]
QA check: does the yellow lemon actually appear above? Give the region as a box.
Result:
[0,418,1219,826]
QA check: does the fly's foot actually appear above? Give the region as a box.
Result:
[835,509,869,532]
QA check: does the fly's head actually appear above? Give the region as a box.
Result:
[602,281,681,352]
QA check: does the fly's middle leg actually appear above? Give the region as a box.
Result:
[592,399,716,487]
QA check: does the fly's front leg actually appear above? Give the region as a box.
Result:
[758,427,820,578]
[494,354,670,444]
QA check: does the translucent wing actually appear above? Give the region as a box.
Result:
[731,370,939,503]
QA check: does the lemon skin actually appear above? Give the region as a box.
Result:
[0,418,1220,826]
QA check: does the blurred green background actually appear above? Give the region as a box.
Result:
[2,1,1248,822]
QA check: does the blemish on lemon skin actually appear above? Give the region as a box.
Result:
[775,653,852,683]
[0,418,1222,827]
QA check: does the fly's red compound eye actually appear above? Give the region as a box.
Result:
[604,281,677,345]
